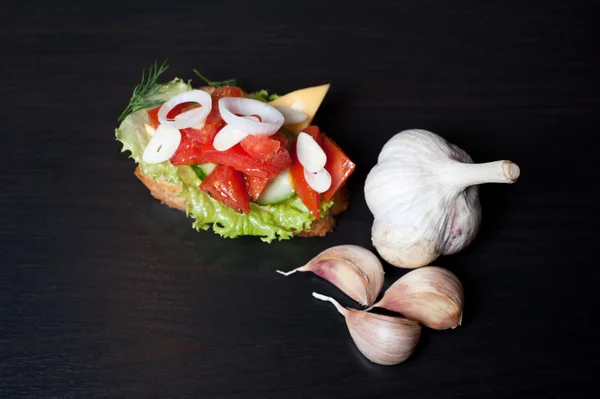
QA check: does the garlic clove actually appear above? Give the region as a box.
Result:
[313,292,421,366]
[304,168,332,193]
[364,129,521,269]
[370,266,464,330]
[277,245,384,307]
[296,132,327,173]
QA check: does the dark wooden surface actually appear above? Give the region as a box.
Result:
[1,1,599,397]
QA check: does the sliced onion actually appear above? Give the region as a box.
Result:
[275,106,308,124]
[213,125,249,151]
[304,168,332,193]
[158,90,212,129]
[213,116,259,151]
[142,124,181,164]
[296,132,327,173]
[218,97,284,135]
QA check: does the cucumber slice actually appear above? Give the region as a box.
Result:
[199,163,217,177]
[257,169,296,205]
[191,163,217,180]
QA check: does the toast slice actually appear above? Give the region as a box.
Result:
[134,166,349,237]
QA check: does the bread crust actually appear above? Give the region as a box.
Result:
[134,166,349,237]
[134,167,187,211]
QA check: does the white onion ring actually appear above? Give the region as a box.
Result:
[296,132,327,173]
[275,106,308,124]
[304,168,332,193]
[158,90,212,129]
[142,124,181,164]
[218,97,284,135]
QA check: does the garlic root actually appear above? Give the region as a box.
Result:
[312,292,349,316]
[275,269,300,277]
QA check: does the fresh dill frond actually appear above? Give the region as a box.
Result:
[118,59,169,122]
[193,69,239,88]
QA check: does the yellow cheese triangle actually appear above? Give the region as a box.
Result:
[268,84,330,134]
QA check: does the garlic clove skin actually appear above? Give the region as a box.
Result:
[365,129,520,269]
[277,245,384,306]
[371,266,464,330]
[313,292,421,366]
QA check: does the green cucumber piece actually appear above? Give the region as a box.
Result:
[257,170,296,205]
[191,163,217,180]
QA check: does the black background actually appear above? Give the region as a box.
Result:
[1,0,599,397]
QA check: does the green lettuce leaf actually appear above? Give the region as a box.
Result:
[115,78,332,242]
[249,89,280,102]
[177,165,332,242]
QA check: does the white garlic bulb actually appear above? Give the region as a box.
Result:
[365,129,520,269]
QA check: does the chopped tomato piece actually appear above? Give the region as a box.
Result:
[321,134,356,202]
[271,131,290,149]
[197,144,277,178]
[246,175,271,201]
[200,165,250,213]
[171,142,284,179]
[266,147,292,172]
[180,107,226,144]
[169,128,205,165]
[207,144,290,178]
[290,145,320,218]
[211,86,243,101]
[240,135,281,162]
[147,106,160,128]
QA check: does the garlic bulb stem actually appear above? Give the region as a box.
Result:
[312,292,349,316]
[441,160,520,189]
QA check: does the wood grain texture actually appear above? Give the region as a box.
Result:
[1,0,599,397]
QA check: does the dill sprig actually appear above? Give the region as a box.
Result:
[193,69,239,88]
[118,59,169,122]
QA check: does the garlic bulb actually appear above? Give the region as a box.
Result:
[313,292,421,366]
[370,266,464,330]
[277,245,384,306]
[364,129,520,268]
